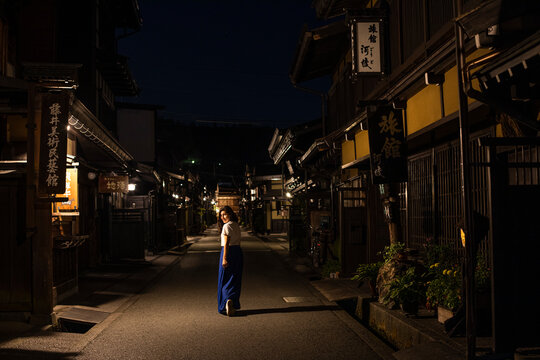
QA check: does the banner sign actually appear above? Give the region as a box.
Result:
[367,107,407,184]
[38,92,70,194]
[351,19,384,76]
[53,168,79,215]
[98,175,129,193]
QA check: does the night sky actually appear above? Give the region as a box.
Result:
[118,0,330,128]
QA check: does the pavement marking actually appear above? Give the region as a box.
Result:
[282,296,318,303]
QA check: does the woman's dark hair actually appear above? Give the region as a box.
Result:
[219,206,238,222]
[217,217,224,233]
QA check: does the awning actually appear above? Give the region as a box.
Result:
[0,161,27,175]
[135,162,160,184]
[475,29,540,91]
[298,139,329,165]
[290,20,349,84]
[341,155,370,170]
[252,174,282,182]
[268,120,323,166]
[69,99,134,170]
[298,126,346,166]
[165,171,185,181]
[456,0,540,39]
[22,62,81,90]
[269,129,294,165]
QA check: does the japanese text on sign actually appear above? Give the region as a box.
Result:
[46,103,61,187]
[38,92,69,194]
[98,175,129,193]
[354,21,381,73]
[367,107,407,184]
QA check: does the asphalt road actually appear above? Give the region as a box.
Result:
[74,228,383,360]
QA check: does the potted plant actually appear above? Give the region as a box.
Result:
[383,267,426,315]
[352,261,383,297]
[321,258,342,279]
[380,242,406,262]
[425,264,462,323]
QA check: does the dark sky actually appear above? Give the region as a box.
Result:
[118,0,330,128]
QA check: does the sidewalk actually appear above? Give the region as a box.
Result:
[0,236,199,357]
[252,232,524,360]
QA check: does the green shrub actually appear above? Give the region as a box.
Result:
[425,264,461,311]
[352,261,383,282]
[384,267,426,308]
[380,242,405,263]
[321,258,341,278]
[475,255,490,291]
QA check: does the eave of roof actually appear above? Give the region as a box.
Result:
[457,0,540,39]
[475,30,540,88]
[69,99,134,169]
[298,124,347,166]
[312,0,370,20]
[110,0,143,30]
[289,20,349,85]
[97,53,139,97]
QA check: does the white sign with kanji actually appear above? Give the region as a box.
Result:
[353,21,381,73]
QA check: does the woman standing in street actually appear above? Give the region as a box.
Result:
[217,206,243,316]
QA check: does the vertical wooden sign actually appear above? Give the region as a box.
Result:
[350,16,385,77]
[367,106,407,184]
[38,92,70,194]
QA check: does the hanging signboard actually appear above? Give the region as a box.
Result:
[350,17,385,76]
[38,92,70,194]
[367,106,407,184]
[98,175,129,193]
[53,168,79,215]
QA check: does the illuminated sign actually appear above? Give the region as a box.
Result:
[98,175,129,193]
[53,168,79,215]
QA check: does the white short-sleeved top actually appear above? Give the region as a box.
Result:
[221,221,241,247]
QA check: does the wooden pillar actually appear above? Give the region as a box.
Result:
[455,9,477,358]
[28,87,53,324]
[31,200,53,324]
[382,183,402,245]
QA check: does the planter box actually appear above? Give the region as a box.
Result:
[437,306,454,324]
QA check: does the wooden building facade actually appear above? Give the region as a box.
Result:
[278,0,540,353]
[0,0,145,324]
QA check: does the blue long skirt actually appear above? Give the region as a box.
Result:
[218,245,243,314]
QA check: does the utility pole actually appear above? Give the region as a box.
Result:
[454,0,477,357]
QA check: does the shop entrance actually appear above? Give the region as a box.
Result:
[341,207,367,276]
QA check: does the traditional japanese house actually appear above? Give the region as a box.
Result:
[302,0,540,354]
[284,4,391,275]
[0,0,142,323]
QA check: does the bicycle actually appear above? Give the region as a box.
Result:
[310,228,324,268]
